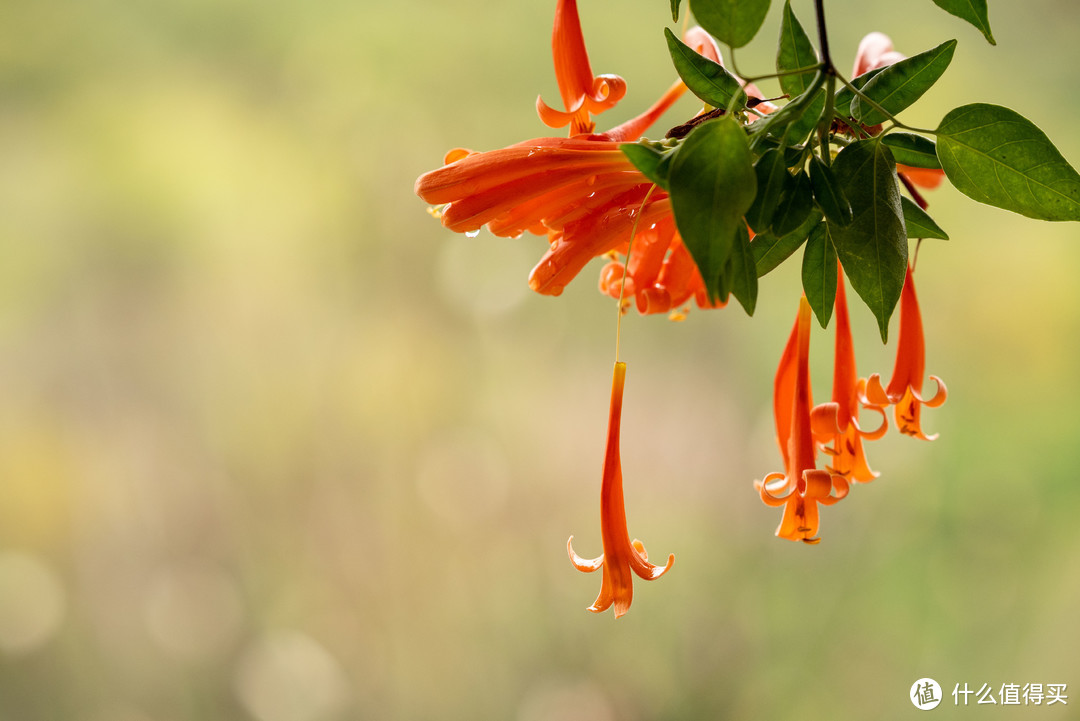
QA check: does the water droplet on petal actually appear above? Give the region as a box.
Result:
[464,229,480,238]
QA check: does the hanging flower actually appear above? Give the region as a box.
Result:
[755,297,850,544]
[811,270,888,482]
[865,265,947,440]
[568,362,674,617]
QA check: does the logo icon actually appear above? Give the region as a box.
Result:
[911,678,943,710]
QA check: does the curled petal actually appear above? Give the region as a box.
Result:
[913,375,948,408]
[628,539,675,580]
[800,469,834,500]
[536,94,586,131]
[567,536,604,572]
[863,373,893,405]
[811,401,843,439]
[817,474,850,506]
[755,471,794,506]
[586,74,627,111]
[852,401,889,440]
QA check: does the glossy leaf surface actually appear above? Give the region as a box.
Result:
[901,197,949,239]
[802,221,837,328]
[851,40,956,126]
[882,133,941,169]
[931,0,995,45]
[937,104,1080,221]
[665,28,746,111]
[828,140,907,342]
[689,0,771,49]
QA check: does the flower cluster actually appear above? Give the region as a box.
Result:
[760,267,946,544]
[414,0,775,317]
[754,32,948,544]
[414,1,948,614]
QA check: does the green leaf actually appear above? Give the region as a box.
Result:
[772,170,814,237]
[751,209,821,276]
[689,0,771,49]
[808,156,852,227]
[833,67,885,120]
[930,0,995,45]
[728,223,758,314]
[776,1,819,98]
[936,103,1080,221]
[745,148,788,234]
[620,141,676,190]
[801,221,837,328]
[671,0,683,22]
[828,140,907,342]
[851,40,957,126]
[669,117,757,302]
[664,28,746,110]
[901,197,949,239]
[881,133,941,169]
[773,1,825,144]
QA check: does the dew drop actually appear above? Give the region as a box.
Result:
[464,229,480,238]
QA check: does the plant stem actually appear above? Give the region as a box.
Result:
[819,74,836,164]
[813,0,833,73]
[813,0,835,164]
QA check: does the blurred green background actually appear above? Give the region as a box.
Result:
[0,0,1078,719]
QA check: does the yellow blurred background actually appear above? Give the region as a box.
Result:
[0,0,1077,718]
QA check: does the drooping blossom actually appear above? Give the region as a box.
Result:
[811,270,888,482]
[568,362,674,617]
[865,265,947,440]
[415,0,762,314]
[755,297,850,544]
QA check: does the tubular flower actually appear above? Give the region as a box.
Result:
[755,297,850,544]
[865,265,947,440]
[568,362,674,618]
[811,270,887,482]
[536,0,627,136]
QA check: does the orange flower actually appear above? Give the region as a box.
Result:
[810,270,887,483]
[596,215,729,315]
[568,362,674,617]
[415,0,746,312]
[865,265,947,440]
[755,297,850,544]
[536,0,627,136]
